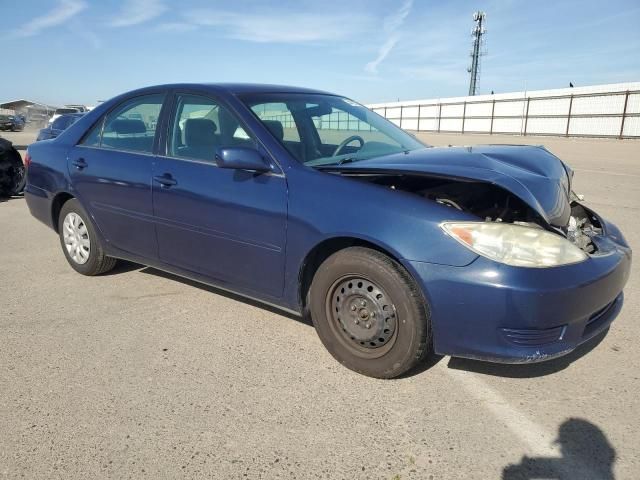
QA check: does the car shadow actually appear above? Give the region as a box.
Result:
[0,193,24,203]
[106,262,611,379]
[502,418,616,479]
[138,266,310,326]
[100,259,144,276]
[397,352,447,379]
[445,328,609,378]
[133,265,450,377]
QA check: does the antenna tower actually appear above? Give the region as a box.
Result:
[467,11,486,96]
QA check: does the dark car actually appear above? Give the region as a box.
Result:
[0,114,25,131]
[36,113,84,141]
[23,84,631,378]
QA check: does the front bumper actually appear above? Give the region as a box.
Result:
[408,219,632,363]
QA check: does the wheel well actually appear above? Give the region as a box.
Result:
[298,237,404,311]
[51,193,74,232]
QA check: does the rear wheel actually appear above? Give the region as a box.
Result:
[58,199,117,275]
[309,247,431,378]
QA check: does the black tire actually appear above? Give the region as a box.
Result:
[6,150,25,195]
[58,198,117,276]
[308,247,431,378]
[0,147,25,196]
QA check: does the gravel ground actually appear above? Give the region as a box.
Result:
[1,131,638,479]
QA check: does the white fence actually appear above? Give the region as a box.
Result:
[368,82,640,139]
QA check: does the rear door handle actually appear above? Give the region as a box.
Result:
[72,158,87,170]
[153,174,177,187]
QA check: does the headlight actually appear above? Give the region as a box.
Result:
[441,222,588,268]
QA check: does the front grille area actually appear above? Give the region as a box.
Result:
[501,325,566,346]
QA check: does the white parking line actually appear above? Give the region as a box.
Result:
[438,362,596,478]
[438,362,558,456]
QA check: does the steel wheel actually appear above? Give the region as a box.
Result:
[62,212,91,265]
[326,275,398,358]
[310,247,432,378]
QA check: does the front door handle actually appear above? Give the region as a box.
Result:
[153,174,177,188]
[72,158,87,170]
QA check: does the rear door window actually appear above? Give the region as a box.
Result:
[81,94,164,153]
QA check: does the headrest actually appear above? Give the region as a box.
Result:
[111,119,147,135]
[184,118,217,146]
[262,120,284,141]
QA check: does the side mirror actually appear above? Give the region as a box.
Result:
[214,147,271,172]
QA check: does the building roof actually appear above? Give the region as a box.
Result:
[0,99,57,111]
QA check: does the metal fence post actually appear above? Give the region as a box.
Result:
[417,104,421,131]
[461,101,467,134]
[437,104,442,133]
[566,94,573,137]
[523,97,530,136]
[399,105,404,129]
[490,99,495,135]
[619,91,630,139]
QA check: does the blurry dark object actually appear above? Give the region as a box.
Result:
[0,137,25,196]
[0,114,25,132]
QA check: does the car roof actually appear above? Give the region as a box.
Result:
[123,83,336,97]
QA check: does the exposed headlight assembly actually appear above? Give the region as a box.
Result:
[441,222,588,268]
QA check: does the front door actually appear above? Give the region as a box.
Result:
[152,93,288,298]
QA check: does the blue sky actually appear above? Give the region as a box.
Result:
[2,0,639,106]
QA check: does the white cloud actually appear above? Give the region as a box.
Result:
[108,0,167,28]
[383,0,413,32]
[155,22,198,33]
[19,0,87,37]
[365,0,413,74]
[182,9,371,43]
[365,35,399,74]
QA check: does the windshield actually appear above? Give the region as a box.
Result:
[241,93,426,166]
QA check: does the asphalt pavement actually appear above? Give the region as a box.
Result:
[1,130,638,479]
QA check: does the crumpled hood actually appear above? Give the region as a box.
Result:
[326,145,573,227]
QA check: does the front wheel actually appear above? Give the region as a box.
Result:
[309,247,432,378]
[58,199,117,276]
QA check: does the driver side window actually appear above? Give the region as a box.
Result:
[250,102,303,160]
[169,94,255,163]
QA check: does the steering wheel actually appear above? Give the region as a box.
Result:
[332,135,365,157]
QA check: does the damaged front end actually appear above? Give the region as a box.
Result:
[335,171,602,256]
[565,200,603,254]
[316,145,630,363]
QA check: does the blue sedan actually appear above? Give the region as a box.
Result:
[24,84,631,378]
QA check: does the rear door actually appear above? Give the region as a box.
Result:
[69,93,165,259]
[151,92,288,297]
